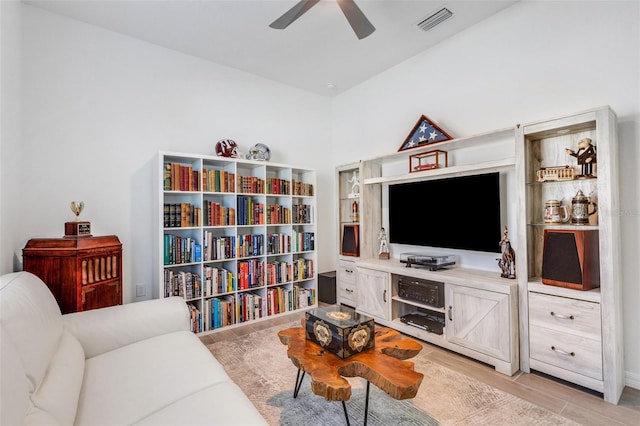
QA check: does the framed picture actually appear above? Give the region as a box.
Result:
[398,115,452,152]
[341,224,360,257]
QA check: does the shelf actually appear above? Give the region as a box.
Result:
[363,157,515,185]
[391,296,445,313]
[527,223,598,230]
[528,280,601,303]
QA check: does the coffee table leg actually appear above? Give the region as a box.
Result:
[341,401,351,426]
[363,381,370,426]
[293,368,306,398]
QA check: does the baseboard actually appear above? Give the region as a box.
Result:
[625,370,640,390]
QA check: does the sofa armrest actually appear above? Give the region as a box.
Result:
[63,297,190,358]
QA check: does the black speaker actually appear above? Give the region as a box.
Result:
[341,224,359,257]
[541,229,600,290]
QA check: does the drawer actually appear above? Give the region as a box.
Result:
[529,292,601,340]
[338,261,357,284]
[338,282,357,303]
[529,325,602,380]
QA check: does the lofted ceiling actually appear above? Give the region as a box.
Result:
[24,0,519,97]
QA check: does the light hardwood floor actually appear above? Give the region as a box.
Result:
[200,308,639,426]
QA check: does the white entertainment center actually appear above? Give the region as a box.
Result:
[336,106,624,404]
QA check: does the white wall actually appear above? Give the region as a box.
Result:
[331,0,640,388]
[10,4,332,302]
[0,0,23,274]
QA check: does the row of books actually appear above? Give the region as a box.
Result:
[204,201,236,226]
[237,196,265,225]
[266,233,290,255]
[205,295,236,330]
[266,285,315,316]
[163,162,315,196]
[164,270,202,300]
[292,231,315,252]
[292,204,313,224]
[292,179,314,196]
[203,266,235,295]
[164,162,200,192]
[265,204,291,225]
[293,258,314,281]
[238,175,265,194]
[164,203,202,228]
[164,235,202,265]
[266,177,290,195]
[238,259,264,290]
[266,260,292,285]
[237,233,264,258]
[202,169,235,193]
[185,285,316,332]
[203,232,236,261]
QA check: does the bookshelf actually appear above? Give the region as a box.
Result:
[155,152,317,334]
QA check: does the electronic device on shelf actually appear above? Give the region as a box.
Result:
[397,276,444,308]
[400,312,445,335]
[399,253,456,270]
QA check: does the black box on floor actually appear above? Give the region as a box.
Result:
[318,271,337,304]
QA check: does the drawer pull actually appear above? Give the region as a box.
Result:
[551,346,575,357]
[550,311,574,320]
[346,269,353,273]
[346,288,354,294]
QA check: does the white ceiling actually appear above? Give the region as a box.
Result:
[24,0,519,97]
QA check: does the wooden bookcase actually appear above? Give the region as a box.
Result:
[155,151,317,334]
[23,235,123,314]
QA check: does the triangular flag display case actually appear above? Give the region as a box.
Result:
[398,115,452,152]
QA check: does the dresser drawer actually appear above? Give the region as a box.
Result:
[338,261,357,304]
[529,292,601,340]
[529,325,603,380]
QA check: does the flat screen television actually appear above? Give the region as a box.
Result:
[388,172,503,254]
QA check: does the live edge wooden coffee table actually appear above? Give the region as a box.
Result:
[278,307,424,426]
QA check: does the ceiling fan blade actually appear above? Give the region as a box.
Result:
[269,0,321,30]
[336,0,375,39]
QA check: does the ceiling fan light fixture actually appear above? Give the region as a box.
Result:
[417,7,453,32]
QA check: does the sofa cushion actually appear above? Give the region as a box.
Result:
[0,272,63,393]
[24,329,85,426]
[135,381,267,425]
[75,330,234,425]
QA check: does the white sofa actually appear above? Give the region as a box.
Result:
[0,271,267,425]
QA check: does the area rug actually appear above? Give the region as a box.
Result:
[206,321,580,426]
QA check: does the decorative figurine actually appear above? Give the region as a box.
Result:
[565,138,596,178]
[348,170,360,197]
[497,226,516,279]
[378,227,390,259]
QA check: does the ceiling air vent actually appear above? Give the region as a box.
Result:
[417,7,453,32]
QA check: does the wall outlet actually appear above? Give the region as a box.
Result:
[136,283,146,297]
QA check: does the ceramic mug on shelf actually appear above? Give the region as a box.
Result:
[544,200,570,224]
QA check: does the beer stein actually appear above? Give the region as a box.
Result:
[544,200,569,224]
[571,190,597,225]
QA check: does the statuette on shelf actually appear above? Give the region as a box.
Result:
[497,226,515,279]
[378,227,390,260]
[348,170,360,197]
[565,138,597,179]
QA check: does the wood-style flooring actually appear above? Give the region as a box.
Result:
[200,308,640,426]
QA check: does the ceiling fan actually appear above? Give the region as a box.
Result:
[269,0,375,40]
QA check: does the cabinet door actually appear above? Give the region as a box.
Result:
[445,284,510,362]
[82,281,121,311]
[356,267,390,320]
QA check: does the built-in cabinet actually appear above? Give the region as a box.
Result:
[515,106,623,403]
[155,152,317,334]
[338,106,623,402]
